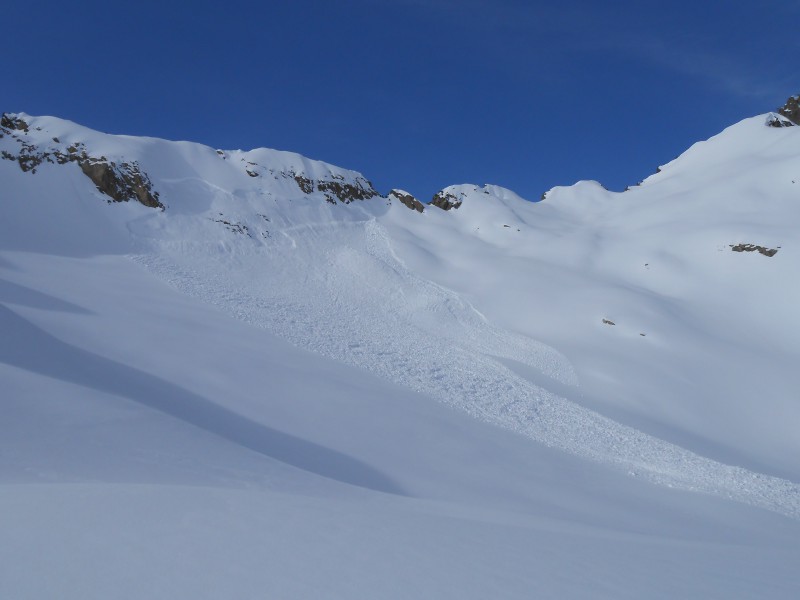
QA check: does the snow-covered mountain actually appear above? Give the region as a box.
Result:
[2,104,799,599]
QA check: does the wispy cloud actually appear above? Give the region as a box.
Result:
[602,28,795,102]
[362,0,798,101]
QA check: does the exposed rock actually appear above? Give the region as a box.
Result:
[79,160,162,209]
[430,190,463,210]
[0,127,162,209]
[730,243,779,257]
[388,189,424,213]
[17,144,47,172]
[317,178,377,203]
[212,217,251,236]
[2,135,75,173]
[292,171,378,204]
[243,160,260,177]
[766,112,795,128]
[777,95,800,125]
[294,174,314,194]
[1,112,29,132]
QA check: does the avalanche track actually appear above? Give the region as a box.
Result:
[132,213,800,520]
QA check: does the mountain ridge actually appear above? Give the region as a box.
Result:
[5,102,796,218]
[2,100,800,598]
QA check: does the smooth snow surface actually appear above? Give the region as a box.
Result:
[2,112,799,598]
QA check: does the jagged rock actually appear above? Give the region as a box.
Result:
[766,113,795,128]
[0,125,163,208]
[777,95,800,125]
[388,189,424,213]
[430,190,463,210]
[291,172,378,204]
[730,243,779,257]
[294,174,314,194]
[1,112,29,132]
[318,179,376,203]
[79,160,162,209]
[1,135,74,173]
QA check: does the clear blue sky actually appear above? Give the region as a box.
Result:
[2,0,797,200]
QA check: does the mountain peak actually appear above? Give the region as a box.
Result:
[0,111,381,210]
[388,189,425,213]
[777,94,800,125]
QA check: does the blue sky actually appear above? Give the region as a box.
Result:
[2,0,797,200]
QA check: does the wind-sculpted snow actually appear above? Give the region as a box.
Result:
[133,214,800,520]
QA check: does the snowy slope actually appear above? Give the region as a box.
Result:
[382,116,800,480]
[1,111,799,598]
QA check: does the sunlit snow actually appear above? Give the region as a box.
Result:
[2,112,799,599]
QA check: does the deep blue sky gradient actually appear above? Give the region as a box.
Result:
[2,0,798,200]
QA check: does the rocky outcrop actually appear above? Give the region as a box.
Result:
[318,178,377,203]
[291,171,378,204]
[730,243,779,257]
[777,95,800,125]
[79,159,162,208]
[1,113,163,209]
[430,189,463,210]
[293,173,315,194]
[388,189,424,213]
[243,160,259,177]
[1,113,30,132]
[766,113,795,128]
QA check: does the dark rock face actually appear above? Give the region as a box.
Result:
[766,113,795,128]
[0,114,163,209]
[79,160,162,208]
[730,243,779,257]
[777,95,800,125]
[430,190,463,210]
[317,178,377,203]
[292,171,378,204]
[388,189,424,213]
[1,112,29,132]
[294,174,314,194]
